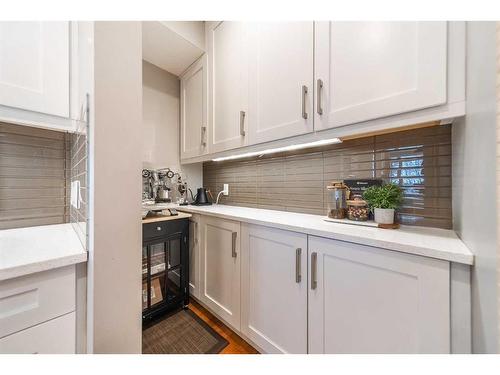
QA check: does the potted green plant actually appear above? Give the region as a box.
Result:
[362,183,403,225]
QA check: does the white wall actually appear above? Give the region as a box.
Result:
[161,21,205,51]
[142,60,202,193]
[91,21,143,353]
[453,21,498,353]
[497,22,500,351]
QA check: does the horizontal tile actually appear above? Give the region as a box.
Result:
[203,125,453,229]
[0,123,82,230]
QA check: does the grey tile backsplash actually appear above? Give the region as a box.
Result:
[69,119,89,249]
[0,122,70,230]
[0,121,89,248]
[203,125,453,229]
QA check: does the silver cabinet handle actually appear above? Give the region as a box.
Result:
[201,126,207,147]
[317,79,323,115]
[239,111,246,136]
[231,231,237,258]
[295,248,302,283]
[302,85,308,119]
[311,252,317,290]
[156,226,162,231]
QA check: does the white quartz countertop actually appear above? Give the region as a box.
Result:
[177,204,474,265]
[0,223,88,281]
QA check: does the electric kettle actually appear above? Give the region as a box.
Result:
[191,188,213,206]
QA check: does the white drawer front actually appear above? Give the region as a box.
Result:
[0,312,75,354]
[0,265,75,338]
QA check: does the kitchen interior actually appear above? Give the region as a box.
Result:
[0,17,499,361]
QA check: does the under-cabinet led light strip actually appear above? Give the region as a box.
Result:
[212,138,343,162]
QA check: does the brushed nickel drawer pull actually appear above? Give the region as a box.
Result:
[311,252,317,290]
[302,85,308,119]
[201,126,207,147]
[296,248,302,283]
[317,79,323,115]
[240,111,246,136]
[231,232,237,258]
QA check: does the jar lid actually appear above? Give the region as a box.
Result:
[327,181,348,190]
[347,198,367,206]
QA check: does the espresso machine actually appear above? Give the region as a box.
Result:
[142,169,172,203]
[142,168,191,204]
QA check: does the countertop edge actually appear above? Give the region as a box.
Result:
[0,251,88,282]
[179,207,474,266]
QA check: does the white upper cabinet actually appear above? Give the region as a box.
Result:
[247,22,314,145]
[71,21,93,124]
[206,21,248,153]
[308,236,450,354]
[314,21,448,130]
[0,22,70,118]
[180,55,208,159]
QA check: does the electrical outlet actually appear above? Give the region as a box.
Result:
[223,183,229,196]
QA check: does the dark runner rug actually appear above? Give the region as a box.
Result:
[142,309,229,354]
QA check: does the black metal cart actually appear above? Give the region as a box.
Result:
[142,217,189,322]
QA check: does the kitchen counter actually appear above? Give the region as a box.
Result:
[142,211,192,224]
[0,223,87,281]
[178,204,474,265]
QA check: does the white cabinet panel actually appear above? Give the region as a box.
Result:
[0,265,76,338]
[188,215,201,299]
[315,21,447,130]
[199,215,241,330]
[308,236,450,353]
[0,22,70,118]
[71,21,93,123]
[247,22,313,145]
[207,21,248,153]
[181,55,208,159]
[241,224,307,353]
[0,312,75,354]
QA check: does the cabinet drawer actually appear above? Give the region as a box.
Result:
[143,221,169,239]
[0,265,76,338]
[143,219,189,241]
[0,312,75,354]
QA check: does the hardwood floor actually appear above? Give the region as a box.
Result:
[188,299,259,354]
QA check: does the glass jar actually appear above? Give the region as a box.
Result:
[326,182,349,219]
[347,197,369,221]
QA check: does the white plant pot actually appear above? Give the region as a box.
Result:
[374,208,395,225]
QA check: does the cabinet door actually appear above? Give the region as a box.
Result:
[180,55,208,159]
[199,215,241,330]
[247,22,313,145]
[0,22,70,117]
[70,21,93,123]
[0,312,75,354]
[308,236,450,354]
[188,215,201,299]
[314,22,447,130]
[207,21,248,153]
[241,224,307,353]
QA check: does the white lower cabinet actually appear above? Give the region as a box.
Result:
[308,236,450,353]
[0,265,77,353]
[199,215,241,331]
[193,213,457,354]
[188,214,201,299]
[0,312,76,354]
[241,224,307,353]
